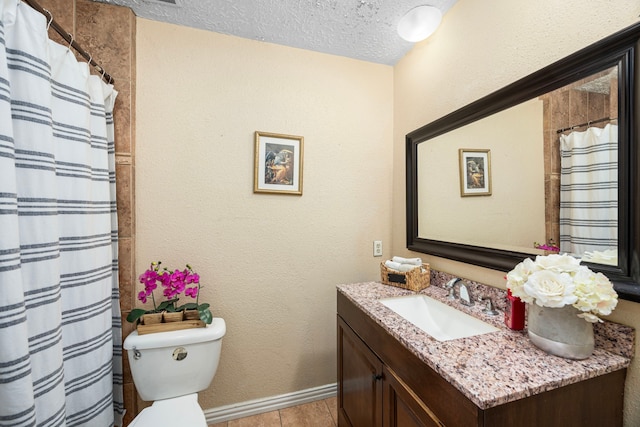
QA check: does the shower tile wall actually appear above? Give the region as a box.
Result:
[37,0,137,425]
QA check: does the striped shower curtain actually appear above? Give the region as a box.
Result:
[559,123,618,257]
[0,1,123,426]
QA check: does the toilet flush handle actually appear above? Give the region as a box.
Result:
[173,347,188,361]
[133,346,141,360]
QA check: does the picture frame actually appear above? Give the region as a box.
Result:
[254,131,304,195]
[459,149,491,197]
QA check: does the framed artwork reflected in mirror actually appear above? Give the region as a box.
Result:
[459,149,491,197]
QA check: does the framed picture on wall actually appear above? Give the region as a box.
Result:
[254,131,304,195]
[459,149,491,197]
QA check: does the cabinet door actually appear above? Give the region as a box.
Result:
[337,316,383,427]
[383,365,445,427]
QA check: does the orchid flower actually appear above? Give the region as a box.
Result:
[127,261,213,325]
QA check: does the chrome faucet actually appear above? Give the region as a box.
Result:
[478,295,499,315]
[445,278,473,306]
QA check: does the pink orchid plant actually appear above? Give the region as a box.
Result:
[126,261,213,324]
[534,239,560,252]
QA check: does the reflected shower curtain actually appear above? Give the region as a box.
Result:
[0,1,123,426]
[559,124,618,256]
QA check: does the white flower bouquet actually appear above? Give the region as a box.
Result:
[506,254,618,323]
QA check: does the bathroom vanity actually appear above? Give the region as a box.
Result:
[337,282,633,427]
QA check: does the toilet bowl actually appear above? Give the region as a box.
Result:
[123,318,226,426]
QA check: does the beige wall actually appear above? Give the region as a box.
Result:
[418,98,545,251]
[135,19,393,409]
[393,0,640,425]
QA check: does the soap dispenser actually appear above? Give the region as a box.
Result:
[504,289,525,330]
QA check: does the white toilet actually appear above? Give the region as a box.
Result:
[123,318,226,426]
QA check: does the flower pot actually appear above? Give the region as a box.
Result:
[183,310,201,321]
[162,311,184,323]
[527,304,594,359]
[142,312,163,325]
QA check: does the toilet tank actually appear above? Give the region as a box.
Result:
[123,318,226,401]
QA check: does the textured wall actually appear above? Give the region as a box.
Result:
[417,98,545,250]
[393,1,640,425]
[135,19,393,411]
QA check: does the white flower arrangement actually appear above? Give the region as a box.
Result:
[506,254,618,323]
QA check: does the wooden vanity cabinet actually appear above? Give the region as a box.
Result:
[337,315,383,426]
[337,291,626,427]
[382,364,444,427]
[338,316,443,427]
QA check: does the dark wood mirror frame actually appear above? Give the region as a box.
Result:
[406,22,640,302]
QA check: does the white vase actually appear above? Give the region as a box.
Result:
[527,303,594,359]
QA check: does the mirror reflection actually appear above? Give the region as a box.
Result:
[417,65,618,265]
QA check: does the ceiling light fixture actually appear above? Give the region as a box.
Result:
[397,5,442,42]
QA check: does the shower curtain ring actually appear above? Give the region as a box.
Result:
[42,8,53,31]
[67,33,74,51]
[87,53,92,65]
[43,9,53,30]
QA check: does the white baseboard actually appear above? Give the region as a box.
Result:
[204,383,337,424]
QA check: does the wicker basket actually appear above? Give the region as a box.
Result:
[380,262,430,291]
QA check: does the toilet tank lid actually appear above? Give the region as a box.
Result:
[123,318,226,350]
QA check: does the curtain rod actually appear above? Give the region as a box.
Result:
[556,117,617,134]
[21,0,114,84]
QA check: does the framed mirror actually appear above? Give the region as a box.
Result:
[406,22,640,302]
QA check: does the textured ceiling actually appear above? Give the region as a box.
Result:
[89,0,457,65]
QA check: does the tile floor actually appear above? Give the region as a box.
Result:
[209,397,337,427]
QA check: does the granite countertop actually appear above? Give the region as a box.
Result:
[337,280,634,410]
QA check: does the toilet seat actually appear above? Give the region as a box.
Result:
[128,394,207,427]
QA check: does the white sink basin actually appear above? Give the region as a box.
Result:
[379,294,499,341]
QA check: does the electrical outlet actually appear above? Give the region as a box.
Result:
[373,240,383,257]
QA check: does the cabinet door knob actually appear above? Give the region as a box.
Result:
[373,373,383,381]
